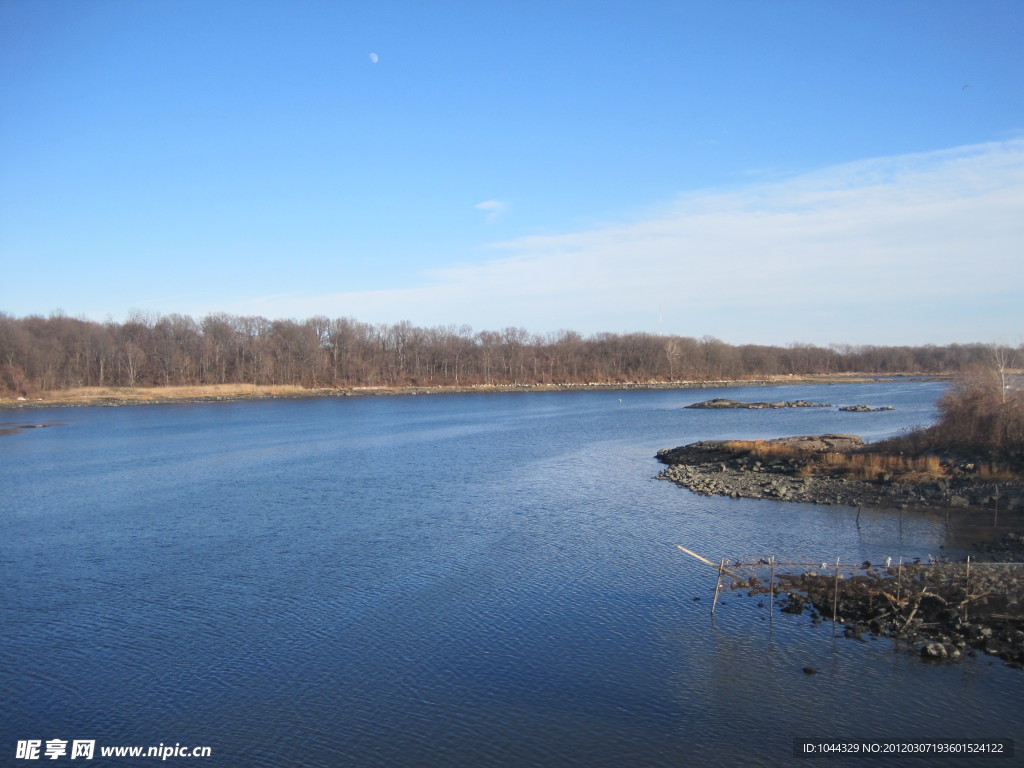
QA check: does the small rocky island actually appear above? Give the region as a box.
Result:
[685,398,831,409]
[656,434,1024,512]
[686,398,895,412]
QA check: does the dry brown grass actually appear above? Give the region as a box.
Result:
[723,439,957,483]
[977,462,1020,482]
[723,439,807,461]
[818,452,946,482]
[37,384,312,402]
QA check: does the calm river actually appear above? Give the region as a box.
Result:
[2,382,1022,767]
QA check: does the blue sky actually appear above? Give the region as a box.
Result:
[1,0,1022,345]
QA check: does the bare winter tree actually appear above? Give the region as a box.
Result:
[0,311,1017,396]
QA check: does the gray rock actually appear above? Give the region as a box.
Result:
[921,642,948,658]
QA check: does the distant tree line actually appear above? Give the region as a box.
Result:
[0,310,1017,395]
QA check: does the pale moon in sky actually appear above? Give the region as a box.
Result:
[369,52,379,64]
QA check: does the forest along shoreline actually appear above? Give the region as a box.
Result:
[0,373,938,410]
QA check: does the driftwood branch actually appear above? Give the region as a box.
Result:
[676,545,739,577]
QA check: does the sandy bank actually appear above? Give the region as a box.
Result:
[0,374,941,410]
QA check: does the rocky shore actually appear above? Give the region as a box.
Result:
[726,543,1024,667]
[656,435,1024,512]
[662,435,1024,667]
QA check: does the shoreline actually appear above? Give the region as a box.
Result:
[0,373,945,410]
[659,437,1024,668]
[729,548,1024,668]
[656,437,1024,515]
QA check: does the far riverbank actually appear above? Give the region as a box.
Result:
[0,373,944,410]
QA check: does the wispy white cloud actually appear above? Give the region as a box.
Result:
[474,199,508,223]
[368,52,379,64]
[234,140,1024,345]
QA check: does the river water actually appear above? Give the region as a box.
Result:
[2,382,1022,767]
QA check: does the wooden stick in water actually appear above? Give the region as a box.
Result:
[711,558,725,616]
[676,545,718,568]
[676,545,738,577]
[832,557,840,629]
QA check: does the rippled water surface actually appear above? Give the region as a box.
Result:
[2,382,1022,767]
